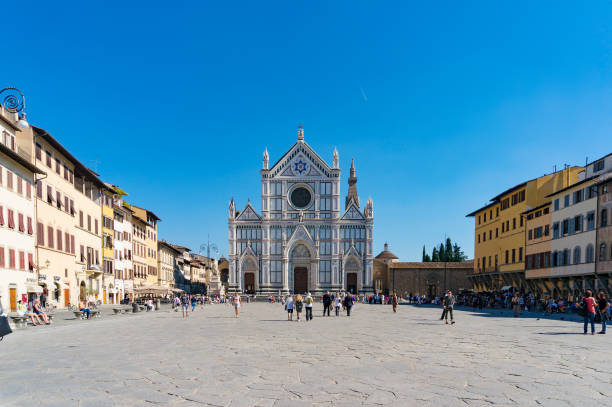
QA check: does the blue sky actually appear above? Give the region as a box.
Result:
[3,1,612,260]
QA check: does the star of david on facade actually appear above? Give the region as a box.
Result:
[293,159,308,175]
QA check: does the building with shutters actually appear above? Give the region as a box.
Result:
[0,107,44,312]
[228,126,374,295]
[112,192,134,302]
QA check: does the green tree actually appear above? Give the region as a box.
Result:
[445,238,453,261]
[422,246,427,262]
[439,243,446,261]
[432,247,440,262]
[453,243,466,261]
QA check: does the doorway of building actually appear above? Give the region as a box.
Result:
[9,287,17,312]
[294,267,308,293]
[244,272,255,294]
[428,284,437,297]
[346,273,357,294]
[79,281,86,301]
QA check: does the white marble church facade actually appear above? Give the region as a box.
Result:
[228,126,374,295]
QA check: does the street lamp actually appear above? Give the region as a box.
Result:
[0,87,29,128]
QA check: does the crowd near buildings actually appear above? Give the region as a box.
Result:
[468,154,612,299]
[0,96,226,313]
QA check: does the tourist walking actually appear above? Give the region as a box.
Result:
[304,292,313,321]
[295,294,304,321]
[440,291,448,320]
[334,294,341,316]
[391,292,398,313]
[285,294,294,320]
[343,292,354,317]
[233,293,241,318]
[512,292,520,317]
[582,290,596,335]
[596,291,608,334]
[191,296,197,313]
[181,294,189,318]
[322,291,331,316]
[444,290,455,324]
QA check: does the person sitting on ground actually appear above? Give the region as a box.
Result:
[17,300,43,325]
[79,300,91,319]
[33,300,50,324]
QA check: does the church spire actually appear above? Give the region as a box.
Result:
[345,158,360,208]
[263,147,269,169]
[297,124,304,141]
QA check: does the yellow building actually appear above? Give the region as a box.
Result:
[101,185,115,304]
[131,205,160,287]
[467,167,582,291]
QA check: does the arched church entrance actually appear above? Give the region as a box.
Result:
[345,257,360,294]
[290,243,311,294]
[241,257,257,294]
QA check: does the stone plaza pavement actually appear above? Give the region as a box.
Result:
[1,302,611,407]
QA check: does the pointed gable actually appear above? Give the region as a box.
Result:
[236,202,261,221]
[341,203,365,220]
[268,141,333,179]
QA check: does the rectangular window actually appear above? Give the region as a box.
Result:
[320,198,331,211]
[270,260,282,283]
[17,177,22,195]
[65,232,70,253]
[35,143,42,160]
[594,160,605,172]
[513,218,516,230]
[56,191,62,209]
[48,226,54,249]
[544,224,550,236]
[9,249,15,268]
[95,219,99,234]
[519,247,523,262]
[37,222,44,245]
[554,199,559,211]
[495,228,498,238]
[319,260,331,284]
[27,216,33,235]
[505,250,509,264]
[320,182,331,195]
[46,151,52,167]
[553,222,559,239]
[528,230,533,240]
[71,235,75,254]
[18,213,24,232]
[6,170,13,190]
[55,158,61,174]
[57,230,63,251]
[587,212,595,230]
[564,194,570,207]
[18,251,25,270]
[512,249,516,263]
[87,215,91,231]
[562,219,569,235]
[7,209,14,229]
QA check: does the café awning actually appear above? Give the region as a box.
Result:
[27,284,43,293]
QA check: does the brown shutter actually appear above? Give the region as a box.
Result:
[57,230,62,251]
[48,226,54,249]
[0,205,3,226]
[0,247,4,267]
[37,222,44,245]
[71,235,75,254]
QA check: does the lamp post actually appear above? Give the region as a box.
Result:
[0,87,29,128]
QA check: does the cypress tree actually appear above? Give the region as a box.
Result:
[439,243,446,262]
[422,246,427,262]
[445,238,453,261]
[432,247,440,262]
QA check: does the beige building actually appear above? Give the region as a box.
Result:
[0,108,44,312]
[158,240,179,289]
[27,127,80,307]
[131,212,148,291]
[131,205,160,287]
[523,202,552,283]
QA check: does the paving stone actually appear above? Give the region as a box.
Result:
[1,303,611,406]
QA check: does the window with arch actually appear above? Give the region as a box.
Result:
[562,249,570,266]
[600,243,608,261]
[586,244,595,263]
[573,246,581,264]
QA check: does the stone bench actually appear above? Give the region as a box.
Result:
[9,315,29,328]
[91,310,101,319]
[73,311,86,319]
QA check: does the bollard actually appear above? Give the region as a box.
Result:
[132,302,139,313]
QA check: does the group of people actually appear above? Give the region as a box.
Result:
[16,300,50,325]
[173,294,208,318]
[580,290,609,335]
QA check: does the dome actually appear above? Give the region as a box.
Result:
[375,242,399,260]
